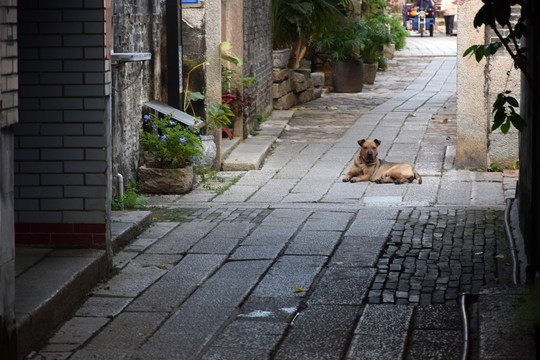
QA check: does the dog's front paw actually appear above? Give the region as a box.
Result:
[375,178,383,184]
[350,178,357,183]
[342,176,350,182]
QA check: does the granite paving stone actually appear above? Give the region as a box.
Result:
[127,254,226,312]
[273,305,360,360]
[285,230,342,256]
[252,255,327,298]
[132,260,272,360]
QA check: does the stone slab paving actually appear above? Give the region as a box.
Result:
[29,35,534,360]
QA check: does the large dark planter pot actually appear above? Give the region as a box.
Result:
[363,62,378,85]
[331,60,364,92]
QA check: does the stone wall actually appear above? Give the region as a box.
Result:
[242,0,273,135]
[111,0,163,191]
[272,62,325,110]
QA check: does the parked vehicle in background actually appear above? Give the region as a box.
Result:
[403,1,436,37]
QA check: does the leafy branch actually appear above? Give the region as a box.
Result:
[462,0,534,133]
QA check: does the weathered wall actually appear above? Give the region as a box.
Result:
[111,0,163,192]
[456,0,519,170]
[485,6,520,168]
[242,0,273,136]
[0,1,18,354]
[456,0,488,169]
[183,1,223,168]
[518,0,540,281]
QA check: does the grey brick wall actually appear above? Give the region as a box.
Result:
[243,0,273,135]
[1,2,18,352]
[15,0,111,242]
[0,0,18,128]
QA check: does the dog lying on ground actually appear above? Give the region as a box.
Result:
[343,139,422,184]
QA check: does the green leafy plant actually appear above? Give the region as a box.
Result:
[356,18,393,65]
[311,22,363,61]
[201,169,226,191]
[112,182,148,210]
[139,113,204,169]
[222,67,258,94]
[384,14,408,51]
[256,114,267,124]
[273,0,353,68]
[489,162,502,172]
[213,174,243,195]
[207,102,235,131]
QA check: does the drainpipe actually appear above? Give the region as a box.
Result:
[166,0,183,109]
[117,173,124,210]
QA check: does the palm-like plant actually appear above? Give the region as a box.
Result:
[273,0,352,68]
[311,22,363,61]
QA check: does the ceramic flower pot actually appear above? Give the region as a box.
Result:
[200,135,217,168]
[138,165,194,194]
[272,48,290,69]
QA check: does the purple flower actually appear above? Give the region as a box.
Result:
[218,174,223,180]
[161,134,168,141]
[180,138,186,143]
[143,114,151,122]
[169,120,175,126]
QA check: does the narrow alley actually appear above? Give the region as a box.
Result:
[27,35,534,360]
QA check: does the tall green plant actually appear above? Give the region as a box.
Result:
[311,22,363,61]
[273,0,352,68]
[355,18,392,64]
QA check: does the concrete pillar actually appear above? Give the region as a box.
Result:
[456,0,488,169]
[0,1,18,356]
[0,127,16,359]
[221,0,244,138]
[183,0,222,169]
[204,0,222,169]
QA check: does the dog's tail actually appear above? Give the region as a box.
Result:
[414,170,422,184]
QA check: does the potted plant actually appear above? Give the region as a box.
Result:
[138,113,204,194]
[312,22,364,92]
[355,19,393,84]
[273,0,352,69]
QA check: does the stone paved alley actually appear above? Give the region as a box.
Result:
[29,35,534,360]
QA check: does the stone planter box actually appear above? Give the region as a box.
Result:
[138,165,194,194]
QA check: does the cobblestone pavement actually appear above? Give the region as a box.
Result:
[368,209,512,306]
[30,36,530,360]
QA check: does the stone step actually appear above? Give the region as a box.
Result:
[221,111,294,171]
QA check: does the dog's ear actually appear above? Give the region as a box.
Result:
[374,139,381,146]
[358,139,366,146]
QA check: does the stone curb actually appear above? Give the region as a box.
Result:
[222,111,294,171]
[17,210,153,358]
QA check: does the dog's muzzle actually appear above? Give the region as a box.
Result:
[365,151,375,162]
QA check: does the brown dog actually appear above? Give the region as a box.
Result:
[343,139,422,184]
